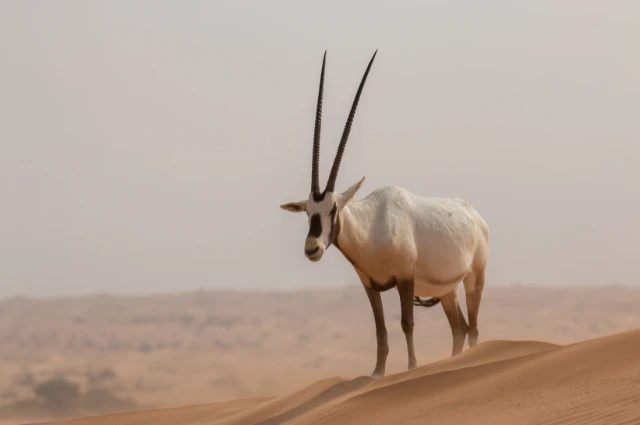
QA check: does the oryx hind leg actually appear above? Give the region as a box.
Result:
[463,268,486,347]
[440,288,468,356]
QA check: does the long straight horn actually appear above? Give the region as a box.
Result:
[325,50,377,193]
[311,51,327,193]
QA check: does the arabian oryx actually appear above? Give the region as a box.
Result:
[280,50,490,377]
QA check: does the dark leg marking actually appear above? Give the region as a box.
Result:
[398,280,417,370]
[364,285,388,377]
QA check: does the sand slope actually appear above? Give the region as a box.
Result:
[3,285,639,415]
[34,328,640,425]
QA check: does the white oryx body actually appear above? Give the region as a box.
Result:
[281,50,490,377]
[337,185,489,298]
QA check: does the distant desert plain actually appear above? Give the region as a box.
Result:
[1,284,639,425]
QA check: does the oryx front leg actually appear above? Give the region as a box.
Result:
[363,285,389,378]
[397,280,417,370]
[440,289,468,357]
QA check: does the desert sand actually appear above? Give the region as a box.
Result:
[1,285,639,424]
[23,329,640,425]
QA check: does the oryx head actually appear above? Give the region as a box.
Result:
[280,50,376,262]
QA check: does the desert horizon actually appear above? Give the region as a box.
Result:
[1,284,639,425]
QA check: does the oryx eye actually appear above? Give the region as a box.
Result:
[330,203,337,215]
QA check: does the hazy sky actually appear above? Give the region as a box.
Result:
[1,1,639,298]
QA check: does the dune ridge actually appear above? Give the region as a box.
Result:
[32,328,640,425]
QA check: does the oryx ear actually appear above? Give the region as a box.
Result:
[280,200,307,213]
[338,176,365,206]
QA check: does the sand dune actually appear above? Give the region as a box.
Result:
[31,328,640,425]
[2,286,640,424]
[3,285,640,417]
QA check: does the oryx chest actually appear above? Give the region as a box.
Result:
[339,243,414,292]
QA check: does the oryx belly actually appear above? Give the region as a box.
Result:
[414,279,461,297]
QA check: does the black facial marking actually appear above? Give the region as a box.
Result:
[308,214,322,238]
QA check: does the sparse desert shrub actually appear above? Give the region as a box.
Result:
[86,367,118,388]
[97,367,117,380]
[0,376,136,421]
[202,315,240,328]
[34,377,80,413]
[0,390,17,400]
[137,341,152,353]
